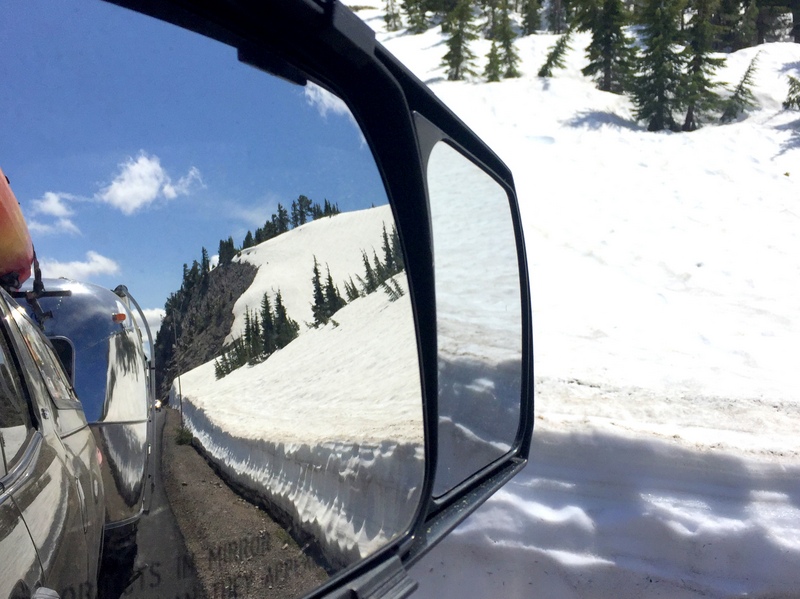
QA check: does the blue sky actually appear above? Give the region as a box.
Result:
[1,1,388,319]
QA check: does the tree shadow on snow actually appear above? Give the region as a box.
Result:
[518,428,800,592]
[773,117,800,156]
[565,111,641,131]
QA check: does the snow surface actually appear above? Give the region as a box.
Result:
[340,3,800,597]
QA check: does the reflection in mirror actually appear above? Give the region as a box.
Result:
[2,3,424,598]
[427,142,522,497]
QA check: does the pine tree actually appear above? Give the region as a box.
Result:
[497,0,521,77]
[755,2,785,44]
[391,225,404,272]
[260,293,276,355]
[323,266,346,319]
[275,203,290,233]
[538,28,574,77]
[441,0,479,80]
[737,0,759,48]
[521,0,541,33]
[485,41,503,81]
[218,236,236,266]
[403,0,429,32]
[242,231,255,249]
[680,0,726,131]
[247,310,262,364]
[548,0,570,32]
[297,195,312,224]
[720,52,759,122]
[712,0,742,50]
[381,223,397,275]
[344,277,361,302]
[372,250,388,284]
[381,278,405,302]
[273,290,299,349]
[631,0,686,131]
[258,219,278,243]
[290,195,313,228]
[783,74,800,109]
[359,250,379,294]
[243,308,254,355]
[714,0,758,50]
[201,247,210,274]
[484,0,499,38]
[577,0,634,93]
[385,0,403,30]
[311,256,327,326]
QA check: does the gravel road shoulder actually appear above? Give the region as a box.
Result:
[161,407,329,599]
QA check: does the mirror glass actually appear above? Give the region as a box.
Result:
[2,3,424,598]
[427,141,522,497]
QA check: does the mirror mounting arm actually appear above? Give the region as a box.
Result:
[324,0,376,65]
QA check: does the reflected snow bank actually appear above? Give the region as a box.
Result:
[180,399,423,567]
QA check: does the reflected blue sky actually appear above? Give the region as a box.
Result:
[1,1,387,311]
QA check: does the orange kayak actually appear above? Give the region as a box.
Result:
[0,167,33,288]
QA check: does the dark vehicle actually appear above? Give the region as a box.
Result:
[15,279,156,551]
[0,287,105,599]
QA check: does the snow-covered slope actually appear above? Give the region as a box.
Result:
[342,3,800,597]
[172,206,424,567]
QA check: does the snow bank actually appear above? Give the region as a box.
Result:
[178,398,422,567]
[415,430,800,598]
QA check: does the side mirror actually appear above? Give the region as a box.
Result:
[3,1,533,598]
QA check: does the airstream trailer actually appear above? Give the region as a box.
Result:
[16,278,156,550]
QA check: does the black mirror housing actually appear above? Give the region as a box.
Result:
[47,1,535,596]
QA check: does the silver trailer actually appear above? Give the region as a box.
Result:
[16,277,156,549]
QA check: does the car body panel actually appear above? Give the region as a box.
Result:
[17,279,152,530]
[0,289,105,598]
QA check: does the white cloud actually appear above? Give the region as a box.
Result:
[304,82,355,120]
[98,152,202,215]
[38,251,120,280]
[303,83,366,146]
[140,308,165,337]
[163,166,202,200]
[27,218,81,236]
[31,191,75,217]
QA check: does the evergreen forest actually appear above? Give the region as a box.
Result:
[388,0,800,130]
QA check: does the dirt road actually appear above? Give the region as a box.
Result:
[99,407,328,599]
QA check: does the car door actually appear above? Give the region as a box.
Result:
[0,314,43,599]
[0,291,104,599]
